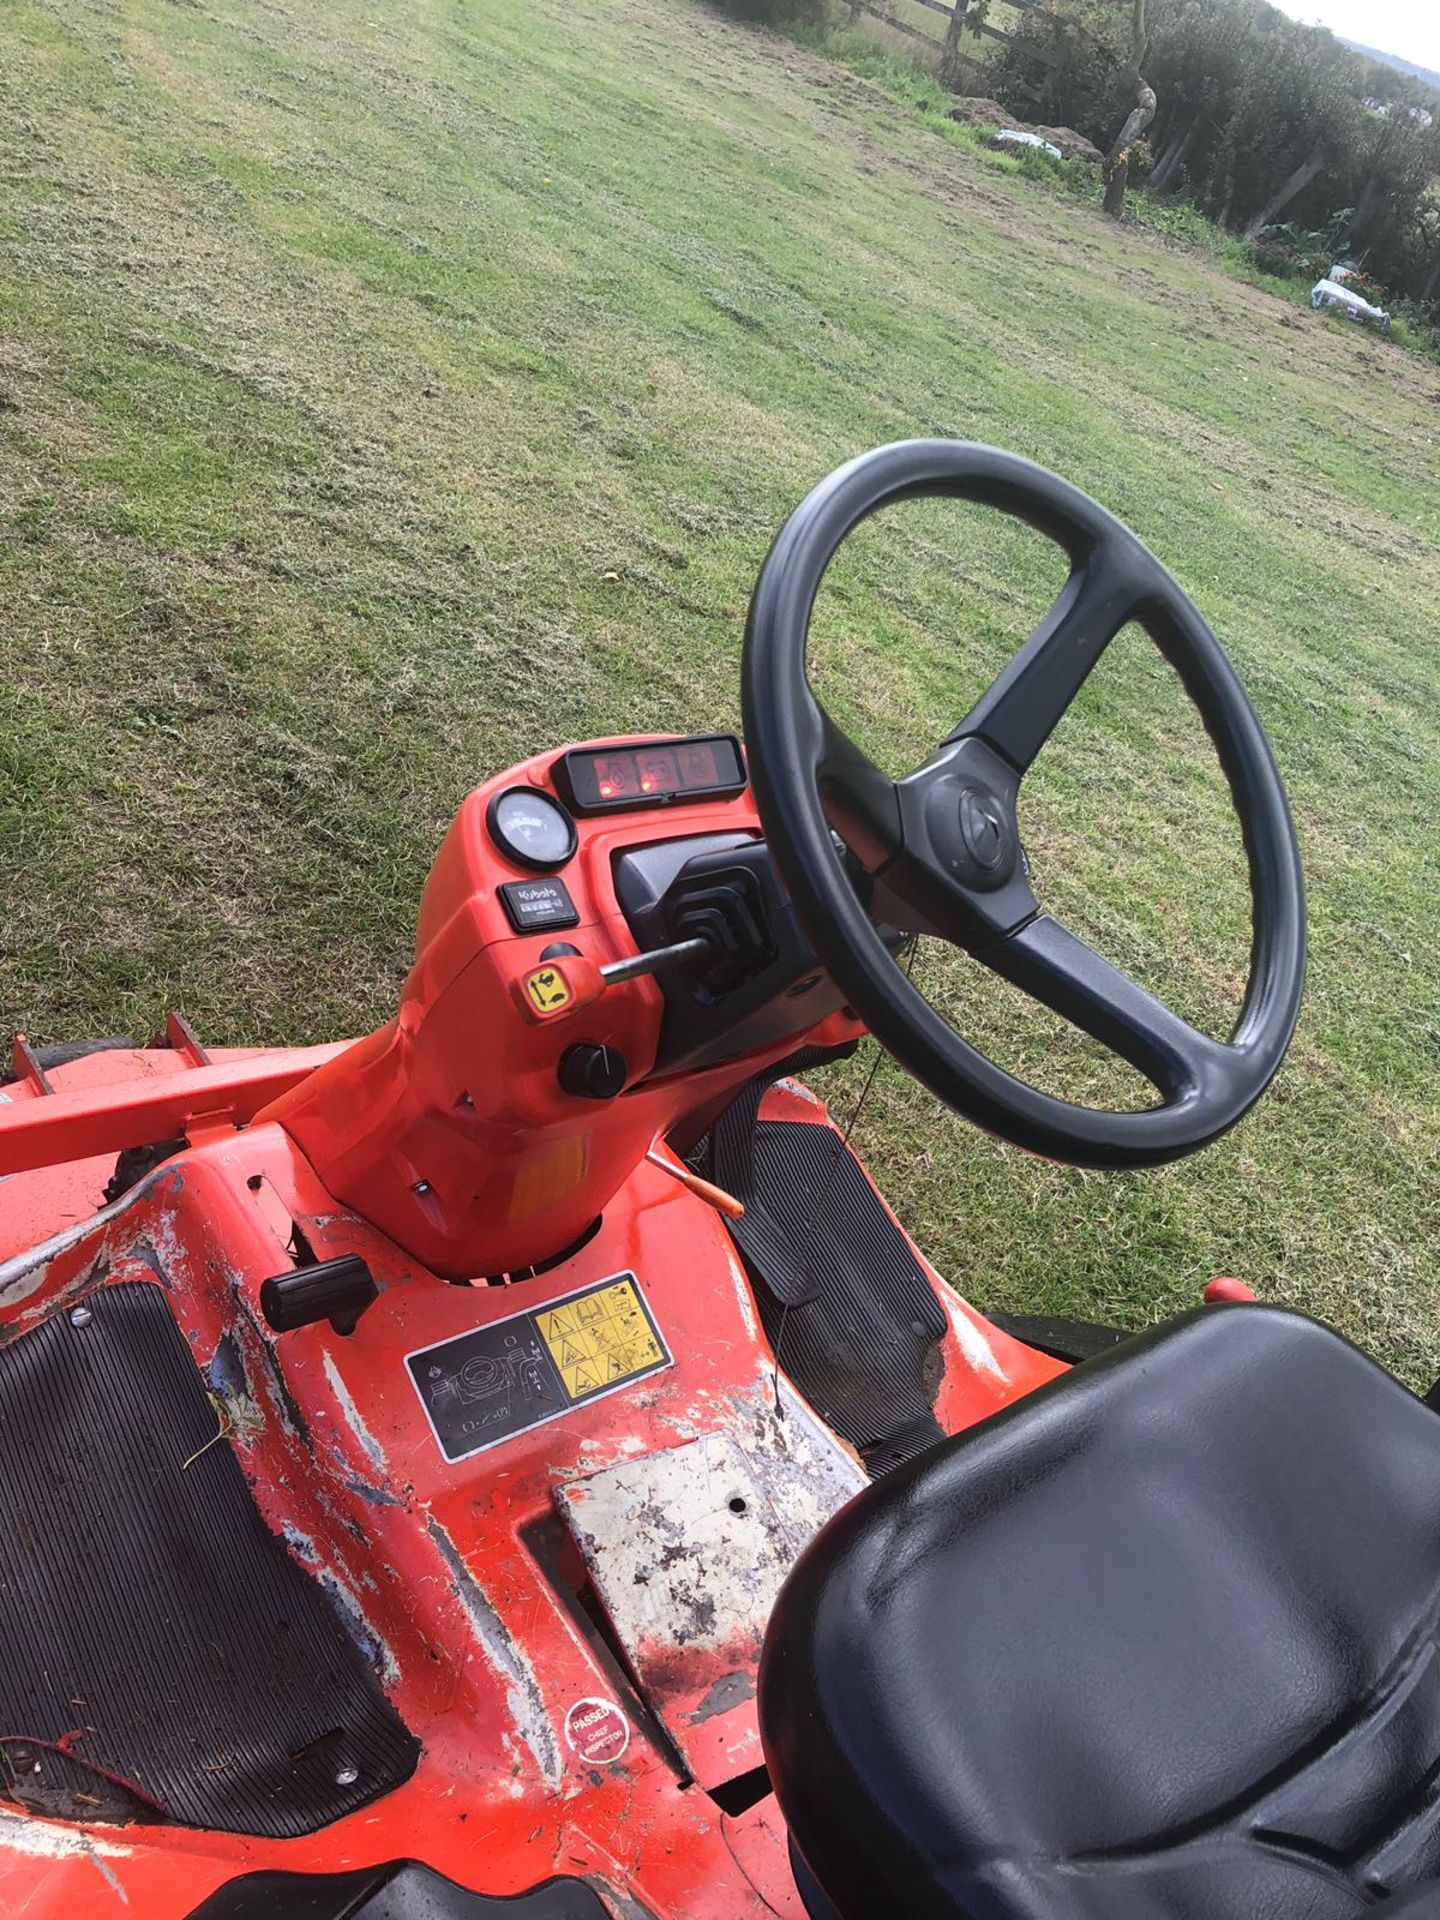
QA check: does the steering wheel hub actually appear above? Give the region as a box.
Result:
[957,786,1010,876]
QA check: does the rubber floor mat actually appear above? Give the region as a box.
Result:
[0,1281,418,1835]
[701,1074,947,1475]
[190,1861,610,1918]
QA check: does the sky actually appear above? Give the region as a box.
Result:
[1274,0,1440,72]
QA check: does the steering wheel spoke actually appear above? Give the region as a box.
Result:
[811,700,904,873]
[952,541,1152,774]
[981,915,1237,1103]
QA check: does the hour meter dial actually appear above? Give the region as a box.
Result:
[486,787,577,871]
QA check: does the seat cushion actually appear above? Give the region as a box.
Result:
[758,1306,1440,1920]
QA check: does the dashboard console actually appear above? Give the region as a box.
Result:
[263,734,864,1280]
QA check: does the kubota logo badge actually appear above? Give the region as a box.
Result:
[959,786,1007,872]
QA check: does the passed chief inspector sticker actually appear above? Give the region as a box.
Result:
[405,1272,672,1463]
[565,1697,631,1767]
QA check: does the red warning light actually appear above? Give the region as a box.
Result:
[593,755,636,801]
[638,750,679,795]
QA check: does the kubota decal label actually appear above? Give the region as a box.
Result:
[404,1272,672,1463]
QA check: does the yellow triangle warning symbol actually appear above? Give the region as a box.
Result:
[560,1336,587,1367]
[543,1307,576,1339]
[572,1361,601,1393]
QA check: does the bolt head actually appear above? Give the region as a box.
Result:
[335,1762,360,1787]
[69,1305,93,1328]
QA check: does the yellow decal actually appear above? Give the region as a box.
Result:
[524,965,571,1015]
[509,1135,587,1225]
[538,1278,666,1402]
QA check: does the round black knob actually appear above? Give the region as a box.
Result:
[558,1043,627,1101]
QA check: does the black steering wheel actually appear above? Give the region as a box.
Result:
[741,441,1305,1169]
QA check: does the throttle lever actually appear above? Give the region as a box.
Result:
[513,934,716,1024]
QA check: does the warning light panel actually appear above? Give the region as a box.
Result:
[554,735,746,816]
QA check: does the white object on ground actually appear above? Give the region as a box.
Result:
[1311,278,1390,329]
[995,128,1063,161]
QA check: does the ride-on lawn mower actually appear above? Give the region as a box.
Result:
[2,440,1436,1920]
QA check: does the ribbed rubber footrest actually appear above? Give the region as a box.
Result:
[700,1070,947,1476]
[0,1281,418,1835]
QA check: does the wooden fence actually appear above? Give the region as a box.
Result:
[847,0,1058,97]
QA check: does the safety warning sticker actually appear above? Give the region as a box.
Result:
[535,1276,667,1400]
[405,1272,672,1464]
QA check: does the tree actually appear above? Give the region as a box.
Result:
[991,0,1131,139]
[1103,0,1156,219]
[988,0,1440,316]
[1144,0,1265,200]
[1204,20,1350,235]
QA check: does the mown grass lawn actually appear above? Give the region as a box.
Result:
[2,0,1438,1378]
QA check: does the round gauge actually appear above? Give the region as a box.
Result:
[486,786,578,871]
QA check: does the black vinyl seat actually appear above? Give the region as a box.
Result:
[758,1306,1440,1920]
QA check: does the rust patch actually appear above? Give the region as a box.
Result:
[690,1667,757,1725]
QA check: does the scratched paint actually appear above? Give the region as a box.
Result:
[691,1669,756,1723]
[426,1519,561,1789]
[13,1259,105,1338]
[722,1245,760,1342]
[145,1207,189,1287]
[0,1180,190,1347]
[0,1263,51,1308]
[940,1290,1008,1383]
[342,1471,404,1508]
[0,1809,132,1860]
[315,1568,401,1685]
[559,1422,853,1658]
[0,1035,1055,1915]
[321,1350,388,1473]
[555,1384,863,1784]
[89,1850,130,1906]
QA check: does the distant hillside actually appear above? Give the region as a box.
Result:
[1339,38,1440,95]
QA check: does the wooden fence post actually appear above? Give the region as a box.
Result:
[942,0,970,89]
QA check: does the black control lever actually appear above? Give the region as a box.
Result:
[600,934,715,985]
[666,864,776,996]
